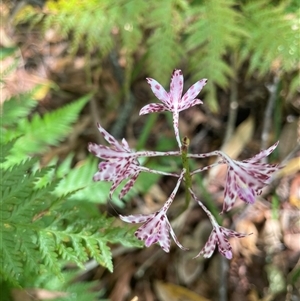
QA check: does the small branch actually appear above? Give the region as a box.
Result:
[224,54,239,144]
[89,97,102,144]
[109,50,136,139]
[261,75,280,162]
[111,91,136,139]
[219,256,229,301]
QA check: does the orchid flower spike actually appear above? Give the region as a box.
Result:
[140,69,207,148]
[120,169,188,252]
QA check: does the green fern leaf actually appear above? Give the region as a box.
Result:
[38,232,62,278]
[1,141,141,285]
[241,0,299,76]
[43,0,115,55]
[145,0,186,84]
[185,0,245,111]
[2,94,91,169]
[0,139,18,163]
[54,156,121,204]
[0,228,24,285]
[1,91,37,127]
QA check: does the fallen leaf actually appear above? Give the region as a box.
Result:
[278,120,299,159]
[154,281,211,301]
[275,157,300,179]
[234,219,260,261]
[289,173,300,208]
[220,116,255,159]
[247,288,274,301]
[261,218,283,253]
[284,233,300,251]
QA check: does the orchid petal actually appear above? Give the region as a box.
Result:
[146,78,170,106]
[244,141,279,163]
[119,172,140,199]
[139,103,168,115]
[119,213,155,224]
[180,78,207,108]
[179,99,203,112]
[97,123,125,152]
[237,186,255,204]
[194,230,217,258]
[195,226,248,259]
[88,143,131,159]
[169,69,184,110]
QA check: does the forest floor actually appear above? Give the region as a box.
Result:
[2,5,300,301]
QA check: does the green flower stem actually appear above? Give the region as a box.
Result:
[181,136,192,209]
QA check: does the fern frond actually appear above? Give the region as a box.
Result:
[54,156,123,205]
[241,0,299,76]
[43,0,115,55]
[185,0,245,111]
[1,228,24,285]
[20,270,101,301]
[38,232,62,277]
[51,274,100,301]
[0,139,17,163]
[2,94,90,169]
[13,5,45,27]
[1,91,37,127]
[116,0,146,54]
[145,0,186,84]
[1,141,141,286]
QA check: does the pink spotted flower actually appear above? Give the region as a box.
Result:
[120,170,187,252]
[88,124,180,199]
[221,142,280,213]
[196,225,247,260]
[88,124,141,199]
[189,188,248,259]
[140,69,207,148]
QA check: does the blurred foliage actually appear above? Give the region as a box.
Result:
[1,270,105,301]
[2,91,91,168]
[0,137,142,287]
[14,0,300,111]
[0,51,142,297]
[0,141,142,298]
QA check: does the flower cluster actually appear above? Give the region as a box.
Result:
[88,69,280,259]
